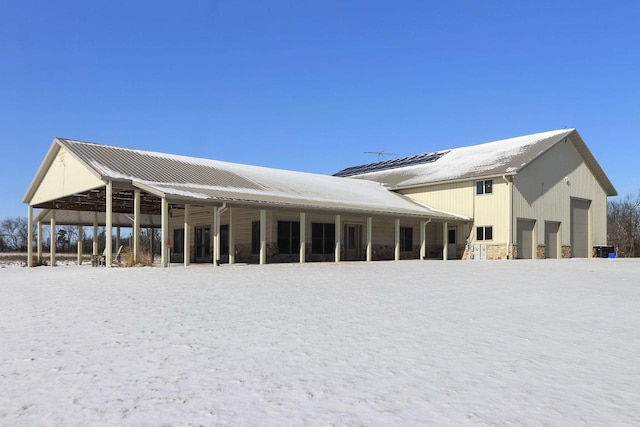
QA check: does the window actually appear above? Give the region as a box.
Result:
[278,221,300,254]
[220,224,229,256]
[476,179,493,195]
[251,221,260,254]
[476,226,493,241]
[312,223,335,254]
[400,226,413,252]
[173,228,184,253]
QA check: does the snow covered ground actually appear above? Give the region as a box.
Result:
[1,259,639,426]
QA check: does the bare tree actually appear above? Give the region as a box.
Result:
[608,192,640,257]
[0,217,30,251]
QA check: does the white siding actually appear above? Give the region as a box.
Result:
[30,147,104,205]
[401,181,474,218]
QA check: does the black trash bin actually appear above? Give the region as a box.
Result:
[594,245,615,258]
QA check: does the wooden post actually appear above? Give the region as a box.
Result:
[366,217,372,262]
[160,198,169,268]
[420,221,426,260]
[77,226,83,265]
[259,209,267,265]
[443,222,449,261]
[184,204,190,266]
[133,189,140,264]
[27,206,33,267]
[334,215,341,262]
[394,219,401,261]
[105,180,113,268]
[50,211,56,267]
[299,212,306,263]
[229,208,235,265]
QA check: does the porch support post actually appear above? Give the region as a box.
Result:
[394,218,401,261]
[92,212,98,257]
[116,226,121,252]
[105,180,113,268]
[259,209,267,265]
[133,189,140,264]
[420,220,426,260]
[37,220,43,264]
[334,214,341,262]
[443,221,449,261]
[184,204,190,266]
[212,206,219,266]
[50,210,56,267]
[366,217,372,262]
[160,197,169,268]
[299,212,306,263]
[27,205,33,267]
[228,208,235,265]
[77,226,83,265]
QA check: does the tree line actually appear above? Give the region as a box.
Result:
[2,194,640,256]
[0,217,161,254]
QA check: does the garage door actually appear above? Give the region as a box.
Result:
[545,221,560,259]
[571,198,590,258]
[517,219,535,259]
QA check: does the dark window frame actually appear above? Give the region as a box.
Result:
[277,221,300,254]
[251,221,260,254]
[476,226,493,241]
[312,223,335,254]
[400,226,413,252]
[476,179,493,195]
[173,228,184,253]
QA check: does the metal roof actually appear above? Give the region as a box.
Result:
[340,129,617,196]
[52,138,466,220]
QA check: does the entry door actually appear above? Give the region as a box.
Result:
[447,227,457,260]
[545,221,560,259]
[194,226,211,263]
[344,224,363,261]
[517,219,535,259]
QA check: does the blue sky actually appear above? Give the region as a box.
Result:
[2,0,639,219]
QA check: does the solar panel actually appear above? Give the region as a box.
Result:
[333,150,449,177]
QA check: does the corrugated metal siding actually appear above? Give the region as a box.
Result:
[512,137,608,247]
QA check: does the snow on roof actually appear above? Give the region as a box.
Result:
[342,129,575,189]
[57,138,465,220]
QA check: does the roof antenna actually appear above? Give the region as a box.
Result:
[364,151,398,161]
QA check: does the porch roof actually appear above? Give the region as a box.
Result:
[25,138,467,221]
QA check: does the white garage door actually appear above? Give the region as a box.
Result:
[571,198,590,258]
[517,219,535,259]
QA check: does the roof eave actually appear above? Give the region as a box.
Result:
[388,172,518,191]
[567,130,618,196]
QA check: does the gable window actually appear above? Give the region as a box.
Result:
[400,226,413,252]
[312,223,335,254]
[251,221,260,254]
[476,179,493,195]
[278,221,300,254]
[476,226,493,241]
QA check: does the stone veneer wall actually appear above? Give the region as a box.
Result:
[536,245,546,259]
